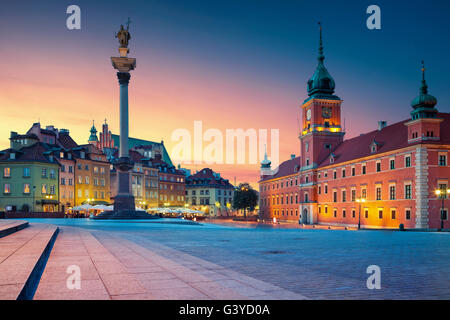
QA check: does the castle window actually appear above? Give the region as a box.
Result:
[333,191,337,202]
[439,154,447,166]
[405,156,411,168]
[376,186,382,200]
[364,209,369,219]
[378,209,383,219]
[333,209,337,217]
[376,161,381,172]
[342,169,346,178]
[342,190,346,202]
[389,186,395,200]
[391,209,396,220]
[342,209,346,218]
[405,184,412,199]
[362,164,366,175]
[352,209,356,218]
[390,159,395,170]
[405,209,411,220]
[351,167,355,176]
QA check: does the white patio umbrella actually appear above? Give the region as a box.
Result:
[72,204,93,211]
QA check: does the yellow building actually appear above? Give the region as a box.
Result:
[73,145,110,206]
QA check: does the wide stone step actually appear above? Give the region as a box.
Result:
[0,220,29,238]
[0,224,59,300]
[35,227,306,300]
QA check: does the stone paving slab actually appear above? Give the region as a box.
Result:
[34,226,307,300]
[0,220,29,239]
[0,224,58,300]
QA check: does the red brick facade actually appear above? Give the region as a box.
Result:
[259,57,450,229]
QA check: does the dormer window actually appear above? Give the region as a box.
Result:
[10,153,15,160]
[330,157,334,164]
[80,151,85,159]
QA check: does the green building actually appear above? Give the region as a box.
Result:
[0,133,60,212]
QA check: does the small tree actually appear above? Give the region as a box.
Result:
[232,183,258,219]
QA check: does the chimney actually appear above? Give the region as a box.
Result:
[10,131,18,138]
[378,121,387,131]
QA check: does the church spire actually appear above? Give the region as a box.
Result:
[306,22,336,98]
[318,22,324,63]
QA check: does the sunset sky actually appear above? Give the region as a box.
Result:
[1,0,449,187]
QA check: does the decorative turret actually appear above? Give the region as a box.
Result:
[411,61,438,120]
[88,120,98,143]
[306,23,338,99]
[405,61,442,143]
[260,145,272,178]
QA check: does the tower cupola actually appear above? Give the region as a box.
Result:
[307,23,337,98]
[411,61,438,120]
[88,120,98,142]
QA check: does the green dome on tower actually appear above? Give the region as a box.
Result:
[411,61,438,120]
[88,120,98,142]
[307,22,337,98]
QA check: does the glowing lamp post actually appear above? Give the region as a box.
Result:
[356,197,366,230]
[435,188,450,231]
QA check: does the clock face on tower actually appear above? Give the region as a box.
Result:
[306,109,311,121]
[322,107,332,119]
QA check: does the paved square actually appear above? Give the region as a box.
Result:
[28,219,450,299]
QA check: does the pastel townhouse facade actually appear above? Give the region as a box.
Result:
[259,28,450,230]
[72,145,110,206]
[0,135,60,212]
[185,168,235,216]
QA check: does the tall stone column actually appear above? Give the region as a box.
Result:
[110,45,136,215]
[118,72,131,158]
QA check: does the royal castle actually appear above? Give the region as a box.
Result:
[258,26,450,230]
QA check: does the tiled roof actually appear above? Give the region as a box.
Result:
[260,156,301,182]
[111,134,173,166]
[317,112,450,168]
[10,133,39,140]
[0,142,60,165]
[58,133,78,149]
[186,168,234,188]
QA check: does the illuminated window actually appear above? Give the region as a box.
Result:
[3,167,10,177]
[4,184,11,194]
[41,184,47,194]
[23,184,30,194]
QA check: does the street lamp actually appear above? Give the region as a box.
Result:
[356,197,366,230]
[435,188,450,231]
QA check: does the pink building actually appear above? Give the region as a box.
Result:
[259,30,450,230]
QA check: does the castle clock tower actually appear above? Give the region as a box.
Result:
[300,23,344,169]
